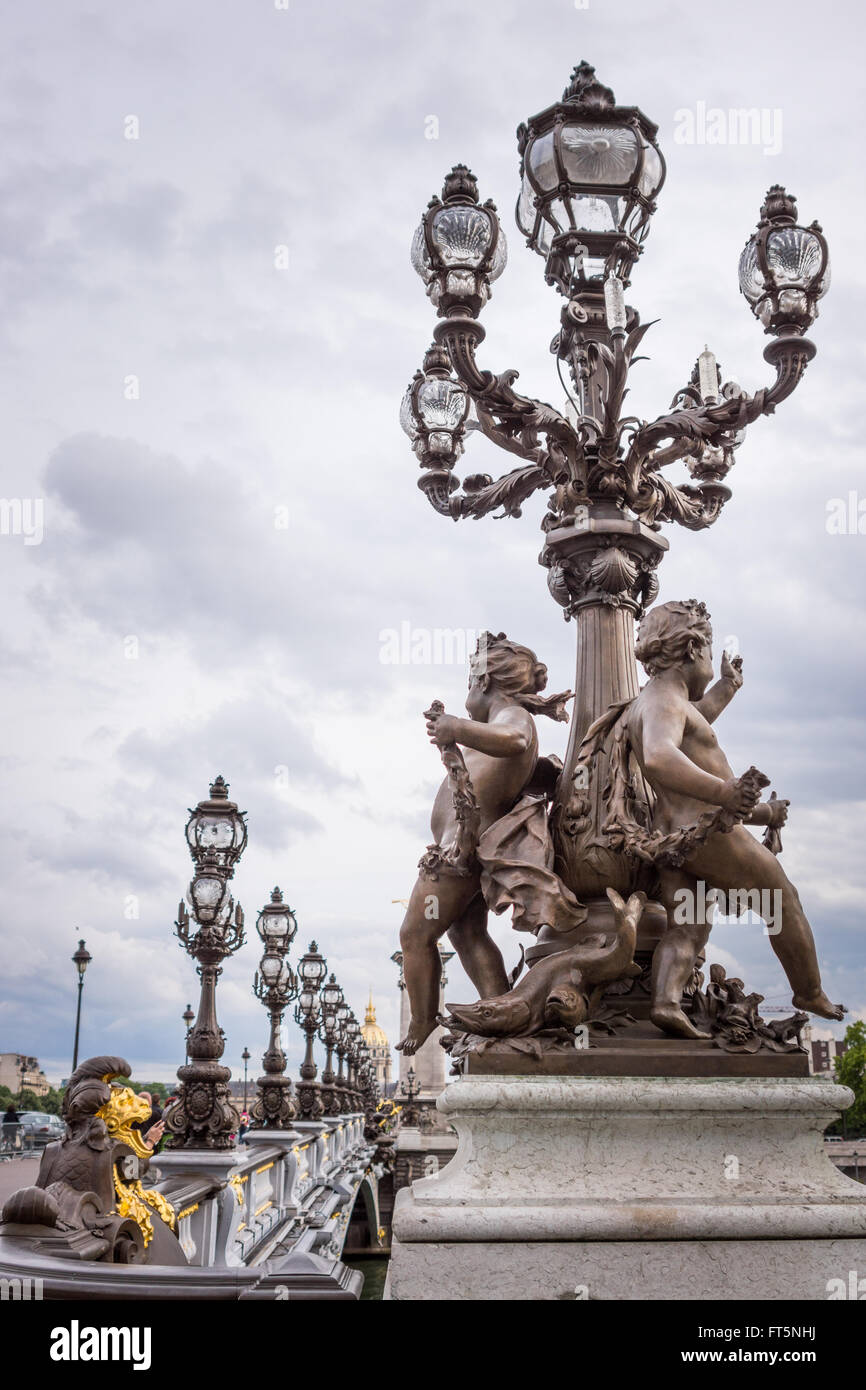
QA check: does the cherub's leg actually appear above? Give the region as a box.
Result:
[447,892,509,1000]
[690,826,844,1021]
[398,872,479,1055]
[650,866,713,1040]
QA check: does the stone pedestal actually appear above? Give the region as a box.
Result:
[388,1075,866,1301]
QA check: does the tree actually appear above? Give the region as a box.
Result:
[38,1087,65,1116]
[829,1021,866,1138]
[130,1082,169,1104]
[16,1089,43,1112]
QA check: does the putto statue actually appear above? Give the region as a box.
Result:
[396,615,842,1059]
[579,598,844,1037]
[397,632,641,1053]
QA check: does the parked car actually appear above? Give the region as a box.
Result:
[17,1112,64,1147]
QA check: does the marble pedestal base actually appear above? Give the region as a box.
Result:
[388,1076,866,1301]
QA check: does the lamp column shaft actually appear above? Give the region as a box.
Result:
[72,977,84,1074]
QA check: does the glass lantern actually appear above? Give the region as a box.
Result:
[297,942,327,991]
[260,952,283,987]
[188,861,233,927]
[400,343,469,467]
[185,776,248,873]
[515,62,665,294]
[255,886,297,953]
[411,165,506,317]
[738,186,829,336]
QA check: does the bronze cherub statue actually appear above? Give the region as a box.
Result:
[580,599,845,1039]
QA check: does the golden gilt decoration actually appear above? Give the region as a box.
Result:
[229,1173,248,1206]
[96,1082,153,1161]
[112,1170,154,1248]
[98,1081,177,1238]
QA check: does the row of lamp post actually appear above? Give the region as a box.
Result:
[157,777,383,1149]
[66,779,385,1143]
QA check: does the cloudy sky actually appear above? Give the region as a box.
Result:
[0,0,863,1088]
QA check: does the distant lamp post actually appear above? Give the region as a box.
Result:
[344,1013,362,1112]
[400,1065,422,1127]
[250,888,298,1131]
[241,1047,251,1112]
[334,1002,350,1114]
[165,776,248,1150]
[182,1003,194,1066]
[71,939,92,1073]
[318,974,344,1118]
[295,943,327,1121]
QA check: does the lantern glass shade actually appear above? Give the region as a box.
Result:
[738,227,829,305]
[410,222,431,279]
[516,102,664,290]
[256,904,296,949]
[322,977,343,1009]
[416,377,468,432]
[431,205,490,268]
[299,988,315,1013]
[260,953,282,985]
[190,874,229,924]
[299,950,327,987]
[189,815,234,850]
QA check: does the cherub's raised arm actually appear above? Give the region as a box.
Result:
[694,653,743,724]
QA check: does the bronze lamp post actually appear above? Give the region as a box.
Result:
[70,938,92,1074]
[294,942,327,1120]
[318,974,344,1118]
[250,888,298,1131]
[165,776,248,1150]
[402,60,830,970]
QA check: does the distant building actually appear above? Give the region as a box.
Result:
[810,1036,848,1076]
[0,1053,50,1097]
[361,993,393,1091]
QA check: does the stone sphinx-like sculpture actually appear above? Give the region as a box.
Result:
[0,1056,184,1265]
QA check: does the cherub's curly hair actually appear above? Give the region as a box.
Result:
[470,632,572,722]
[635,601,712,678]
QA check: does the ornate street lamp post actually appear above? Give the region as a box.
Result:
[403,60,830,970]
[318,974,344,1118]
[333,1002,350,1114]
[250,888,299,1131]
[399,1065,422,1128]
[70,939,92,1073]
[165,776,248,1150]
[294,942,327,1121]
[344,1013,361,1111]
[241,1046,251,1112]
[182,1003,194,1066]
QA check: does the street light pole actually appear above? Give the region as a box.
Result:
[242,1047,251,1112]
[182,1003,194,1066]
[71,939,92,1074]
